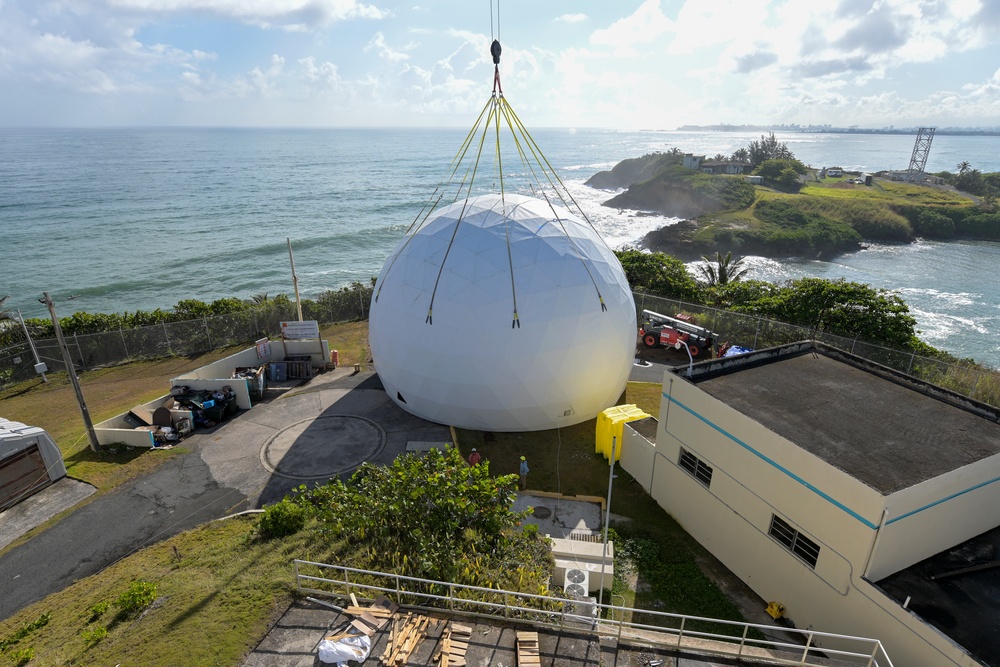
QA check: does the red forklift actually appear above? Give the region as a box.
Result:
[639,309,717,358]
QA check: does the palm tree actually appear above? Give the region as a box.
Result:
[956,161,971,175]
[698,252,750,286]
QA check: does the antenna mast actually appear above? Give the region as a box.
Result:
[906,127,936,182]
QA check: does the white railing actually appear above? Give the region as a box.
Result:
[293,560,893,667]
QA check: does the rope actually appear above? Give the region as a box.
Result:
[381,29,616,328]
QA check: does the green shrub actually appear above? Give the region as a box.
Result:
[914,209,955,238]
[114,581,158,618]
[0,613,50,653]
[957,212,1000,239]
[9,647,34,665]
[80,626,107,648]
[257,499,306,539]
[87,600,110,623]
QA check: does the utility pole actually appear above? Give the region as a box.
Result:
[17,309,47,382]
[42,292,100,452]
[288,238,304,322]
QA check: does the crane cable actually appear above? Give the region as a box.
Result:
[377,0,609,322]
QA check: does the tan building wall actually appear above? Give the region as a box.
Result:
[615,371,984,666]
[869,453,1000,580]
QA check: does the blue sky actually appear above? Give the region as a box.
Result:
[2,0,999,128]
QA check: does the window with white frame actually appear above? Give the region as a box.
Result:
[768,514,820,568]
[678,448,713,487]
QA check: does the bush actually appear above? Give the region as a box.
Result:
[114,581,158,618]
[80,626,107,648]
[257,499,306,539]
[957,212,1000,239]
[914,209,955,238]
[87,600,110,623]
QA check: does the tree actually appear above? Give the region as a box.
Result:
[698,252,750,286]
[290,447,550,589]
[745,132,794,168]
[754,158,808,181]
[733,277,918,348]
[614,248,701,301]
[956,161,971,175]
[731,148,750,163]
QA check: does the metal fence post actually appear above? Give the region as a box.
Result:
[119,327,131,362]
[162,322,173,355]
[203,317,213,350]
[907,351,916,375]
[74,333,87,370]
[753,319,760,349]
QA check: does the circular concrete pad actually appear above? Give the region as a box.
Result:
[260,414,386,480]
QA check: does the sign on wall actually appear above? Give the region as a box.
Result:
[280,320,320,340]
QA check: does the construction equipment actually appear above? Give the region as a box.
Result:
[639,310,717,357]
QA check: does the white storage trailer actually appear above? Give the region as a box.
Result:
[0,418,66,511]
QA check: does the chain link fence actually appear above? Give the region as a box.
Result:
[0,285,371,388]
[633,291,1000,410]
[2,287,997,411]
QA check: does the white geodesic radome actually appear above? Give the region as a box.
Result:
[369,193,636,432]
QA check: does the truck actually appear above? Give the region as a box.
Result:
[638,309,717,357]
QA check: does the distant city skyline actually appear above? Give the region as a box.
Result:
[2,0,999,128]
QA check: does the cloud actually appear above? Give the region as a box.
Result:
[589,0,673,56]
[833,4,910,54]
[365,31,409,63]
[733,50,779,73]
[667,0,770,55]
[792,55,874,78]
[555,14,587,24]
[106,0,392,30]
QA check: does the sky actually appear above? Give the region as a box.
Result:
[2,0,999,129]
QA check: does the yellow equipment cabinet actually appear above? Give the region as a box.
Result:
[595,404,650,462]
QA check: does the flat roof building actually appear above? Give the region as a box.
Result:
[618,341,1000,666]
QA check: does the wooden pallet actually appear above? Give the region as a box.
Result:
[516,631,541,667]
[433,622,472,667]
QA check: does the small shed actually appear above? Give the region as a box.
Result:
[0,418,67,511]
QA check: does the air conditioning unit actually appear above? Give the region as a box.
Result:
[564,568,590,597]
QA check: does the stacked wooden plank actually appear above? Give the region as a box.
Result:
[433,622,472,666]
[346,595,398,637]
[380,612,433,666]
[516,631,541,667]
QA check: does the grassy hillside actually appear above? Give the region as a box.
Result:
[669,175,981,259]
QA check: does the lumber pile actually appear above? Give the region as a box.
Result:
[379,612,435,666]
[432,622,472,667]
[345,595,398,636]
[516,631,541,667]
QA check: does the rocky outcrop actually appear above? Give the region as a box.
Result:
[584,153,677,190]
[603,180,725,219]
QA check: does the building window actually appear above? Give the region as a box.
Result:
[769,515,820,568]
[678,448,713,487]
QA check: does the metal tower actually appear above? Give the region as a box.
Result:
[906,127,935,181]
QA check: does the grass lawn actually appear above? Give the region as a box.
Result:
[0,516,312,667]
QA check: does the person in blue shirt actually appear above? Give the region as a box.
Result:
[519,455,529,489]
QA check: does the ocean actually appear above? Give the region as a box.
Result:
[1,127,999,367]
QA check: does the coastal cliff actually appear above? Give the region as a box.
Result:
[588,153,983,260]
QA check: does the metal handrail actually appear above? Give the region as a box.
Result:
[293,559,893,667]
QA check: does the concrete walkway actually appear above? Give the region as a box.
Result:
[0,368,450,622]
